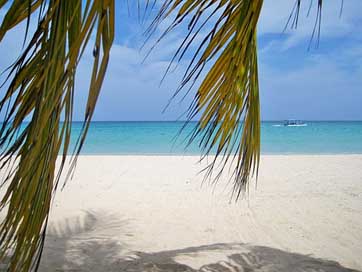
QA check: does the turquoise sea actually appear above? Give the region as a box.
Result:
[66,121,362,155]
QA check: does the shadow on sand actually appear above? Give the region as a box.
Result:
[0,211,358,272]
[35,211,361,272]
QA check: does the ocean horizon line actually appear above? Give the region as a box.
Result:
[69,120,362,122]
[4,120,362,125]
[61,153,362,156]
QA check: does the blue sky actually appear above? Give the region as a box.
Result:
[0,0,361,121]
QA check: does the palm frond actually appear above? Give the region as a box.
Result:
[284,0,324,49]
[0,0,114,271]
[152,0,264,199]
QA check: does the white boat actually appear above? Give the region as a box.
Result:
[283,119,307,127]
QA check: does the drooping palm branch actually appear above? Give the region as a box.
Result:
[149,0,264,199]
[0,0,330,271]
[0,0,114,271]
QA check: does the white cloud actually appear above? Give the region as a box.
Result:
[74,40,193,121]
[259,0,362,49]
[259,48,362,120]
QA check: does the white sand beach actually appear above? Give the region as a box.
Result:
[3,155,362,271]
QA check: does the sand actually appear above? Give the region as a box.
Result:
[2,155,362,271]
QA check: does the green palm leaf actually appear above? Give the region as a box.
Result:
[152,0,263,198]
[0,0,114,271]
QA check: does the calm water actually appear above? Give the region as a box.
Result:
[64,121,362,155]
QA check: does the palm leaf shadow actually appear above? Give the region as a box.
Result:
[2,211,359,272]
[39,210,130,272]
[21,211,360,272]
[120,243,360,272]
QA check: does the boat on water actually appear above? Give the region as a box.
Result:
[283,119,307,127]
